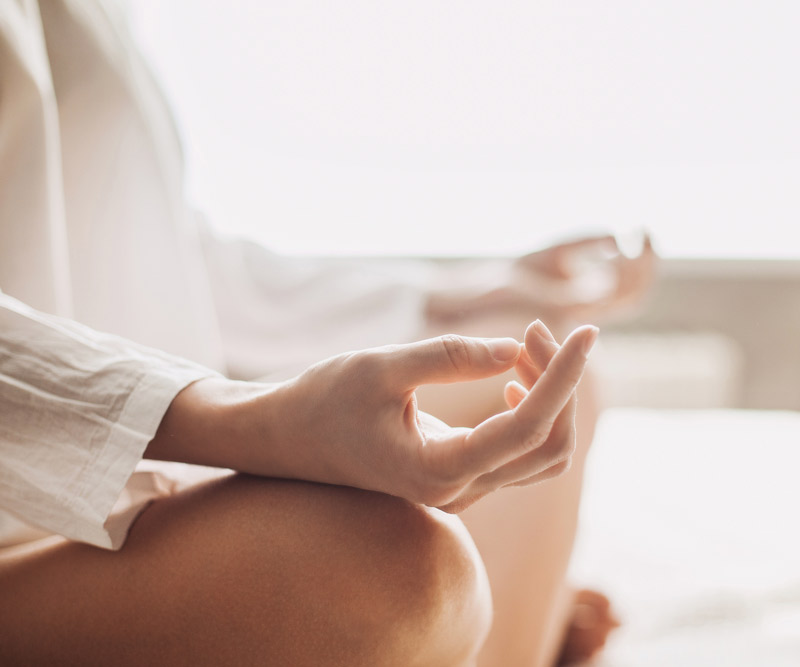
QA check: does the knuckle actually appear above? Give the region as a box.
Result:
[346,349,374,372]
[439,334,472,373]
[545,434,575,468]
[523,420,555,449]
[409,463,463,507]
[438,494,481,514]
[559,432,577,459]
[418,483,459,508]
[420,468,471,508]
[351,350,391,387]
[514,457,571,489]
[552,457,572,475]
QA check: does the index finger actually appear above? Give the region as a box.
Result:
[513,324,597,425]
[513,320,557,390]
[451,325,597,476]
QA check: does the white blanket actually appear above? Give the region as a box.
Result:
[570,409,800,666]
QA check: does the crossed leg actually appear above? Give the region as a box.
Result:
[417,311,608,667]
[458,373,602,667]
[0,363,604,667]
[0,239,647,665]
[0,475,491,666]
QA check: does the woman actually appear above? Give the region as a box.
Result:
[0,1,654,664]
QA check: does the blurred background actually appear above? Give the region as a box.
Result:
[130,2,800,663]
[130,1,799,260]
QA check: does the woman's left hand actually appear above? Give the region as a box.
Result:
[425,234,657,327]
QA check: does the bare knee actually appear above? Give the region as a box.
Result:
[132,476,492,666]
[343,491,494,666]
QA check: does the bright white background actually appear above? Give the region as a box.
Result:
[130,1,800,258]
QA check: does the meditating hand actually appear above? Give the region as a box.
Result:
[426,234,656,327]
[146,321,597,513]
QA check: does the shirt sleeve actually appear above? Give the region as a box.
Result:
[198,218,434,381]
[0,292,220,550]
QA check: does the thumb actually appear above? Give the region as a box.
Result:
[389,334,520,389]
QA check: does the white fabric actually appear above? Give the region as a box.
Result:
[0,0,428,549]
[0,293,217,549]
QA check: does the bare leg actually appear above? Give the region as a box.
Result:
[0,475,491,666]
[462,375,600,667]
[417,312,604,667]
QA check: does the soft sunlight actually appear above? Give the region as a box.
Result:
[131,1,800,258]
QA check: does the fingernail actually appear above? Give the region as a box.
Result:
[488,338,521,362]
[582,326,599,357]
[532,319,556,342]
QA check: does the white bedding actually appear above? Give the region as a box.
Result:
[570,409,800,666]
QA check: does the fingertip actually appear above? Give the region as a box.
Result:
[564,325,599,358]
[526,319,557,346]
[504,380,527,407]
[534,319,557,342]
[487,337,522,362]
[582,326,599,357]
[524,320,560,372]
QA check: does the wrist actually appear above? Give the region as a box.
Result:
[146,377,278,473]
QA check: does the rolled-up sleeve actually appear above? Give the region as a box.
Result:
[0,293,220,550]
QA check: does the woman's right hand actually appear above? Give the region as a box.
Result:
[148,321,597,513]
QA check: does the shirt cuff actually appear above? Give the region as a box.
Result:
[68,365,218,550]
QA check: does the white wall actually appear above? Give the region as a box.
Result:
[130,1,800,258]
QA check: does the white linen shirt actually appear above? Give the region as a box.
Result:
[0,0,428,549]
[0,293,217,549]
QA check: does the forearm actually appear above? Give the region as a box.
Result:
[199,231,431,380]
[424,258,511,322]
[145,377,287,476]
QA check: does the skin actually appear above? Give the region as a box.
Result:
[420,318,603,666]
[0,234,655,665]
[143,324,599,514]
[426,234,656,328]
[0,323,594,666]
[0,477,492,666]
[417,235,655,666]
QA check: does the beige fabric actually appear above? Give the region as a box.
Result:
[0,0,427,549]
[0,293,217,549]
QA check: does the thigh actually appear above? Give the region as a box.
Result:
[0,474,490,667]
[416,312,603,667]
[425,373,600,667]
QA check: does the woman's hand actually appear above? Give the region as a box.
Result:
[426,234,656,327]
[148,322,596,513]
[263,321,597,512]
